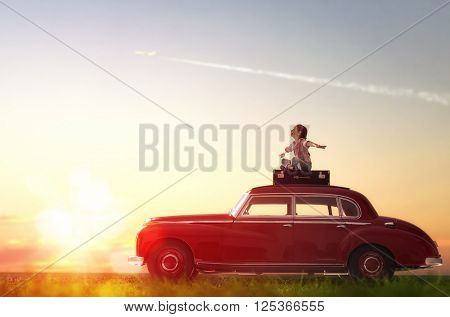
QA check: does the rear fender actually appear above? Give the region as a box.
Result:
[338,226,438,267]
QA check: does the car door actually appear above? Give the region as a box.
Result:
[223,194,294,264]
[293,195,350,264]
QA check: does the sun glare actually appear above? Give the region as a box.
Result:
[36,208,74,241]
[34,168,125,250]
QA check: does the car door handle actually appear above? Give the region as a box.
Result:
[336,224,346,229]
[283,224,293,228]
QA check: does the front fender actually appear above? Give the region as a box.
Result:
[137,222,232,262]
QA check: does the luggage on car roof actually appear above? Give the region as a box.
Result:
[273,169,330,185]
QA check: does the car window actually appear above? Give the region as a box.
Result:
[243,196,292,216]
[230,192,249,217]
[295,196,339,217]
[340,198,360,217]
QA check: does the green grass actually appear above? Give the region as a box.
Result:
[1,273,449,297]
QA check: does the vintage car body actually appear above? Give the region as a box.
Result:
[128,184,442,279]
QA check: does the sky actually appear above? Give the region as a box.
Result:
[0,0,449,274]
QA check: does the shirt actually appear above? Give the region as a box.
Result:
[285,138,311,163]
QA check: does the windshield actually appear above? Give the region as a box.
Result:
[229,192,249,217]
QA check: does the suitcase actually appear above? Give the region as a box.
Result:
[273,169,330,185]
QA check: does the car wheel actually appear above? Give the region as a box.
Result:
[147,241,195,280]
[349,246,394,279]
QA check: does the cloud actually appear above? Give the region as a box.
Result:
[0,215,33,225]
[0,245,59,272]
[135,50,449,106]
[135,50,157,57]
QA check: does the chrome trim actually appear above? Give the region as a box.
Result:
[235,220,293,223]
[151,220,234,224]
[154,219,370,225]
[234,219,370,225]
[294,221,370,225]
[238,194,295,218]
[363,256,382,273]
[425,257,443,267]
[128,256,144,266]
[237,215,292,218]
[196,261,345,267]
[151,194,365,225]
[337,196,344,217]
[294,193,337,210]
[294,215,342,220]
[337,197,362,219]
[294,194,340,217]
[230,192,250,217]
[240,193,363,220]
[161,254,179,272]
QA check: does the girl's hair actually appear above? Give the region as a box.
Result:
[295,124,308,139]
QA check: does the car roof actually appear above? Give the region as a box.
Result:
[249,185,360,197]
[248,185,378,219]
[251,184,345,192]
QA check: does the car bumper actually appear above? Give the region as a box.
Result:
[128,256,144,266]
[424,257,443,267]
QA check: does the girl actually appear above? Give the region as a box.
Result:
[280,124,326,174]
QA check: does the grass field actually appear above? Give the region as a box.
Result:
[1,273,449,296]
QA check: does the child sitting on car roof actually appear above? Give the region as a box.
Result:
[280,124,326,174]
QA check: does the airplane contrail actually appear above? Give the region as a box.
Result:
[135,50,449,106]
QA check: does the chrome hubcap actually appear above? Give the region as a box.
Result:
[359,251,384,276]
[363,256,381,273]
[161,253,179,272]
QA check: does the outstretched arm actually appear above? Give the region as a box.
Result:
[280,142,294,157]
[307,140,326,149]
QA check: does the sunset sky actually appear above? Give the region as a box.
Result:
[1,0,449,274]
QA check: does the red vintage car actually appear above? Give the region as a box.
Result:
[128,173,442,279]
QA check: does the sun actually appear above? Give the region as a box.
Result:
[36,208,74,242]
[33,168,128,257]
